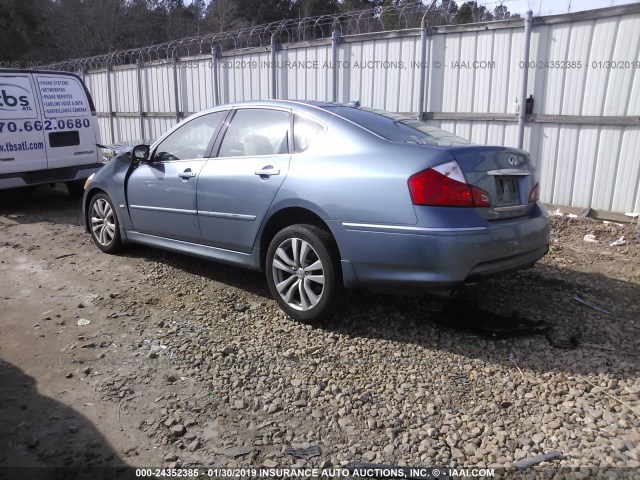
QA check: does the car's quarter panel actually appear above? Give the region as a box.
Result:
[271,125,456,227]
[126,160,205,243]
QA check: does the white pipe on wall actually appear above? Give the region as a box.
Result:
[517,10,534,149]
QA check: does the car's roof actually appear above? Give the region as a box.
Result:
[199,99,359,116]
[192,100,471,148]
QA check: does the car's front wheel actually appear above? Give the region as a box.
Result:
[88,193,122,254]
[266,224,342,322]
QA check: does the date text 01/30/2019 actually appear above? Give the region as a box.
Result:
[134,467,496,478]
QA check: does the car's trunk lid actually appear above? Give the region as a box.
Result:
[449,146,539,220]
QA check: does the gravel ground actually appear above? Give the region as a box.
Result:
[0,185,639,479]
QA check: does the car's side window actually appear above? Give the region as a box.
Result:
[154,111,226,162]
[293,115,324,153]
[218,109,289,158]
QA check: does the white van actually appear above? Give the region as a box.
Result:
[0,69,102,195]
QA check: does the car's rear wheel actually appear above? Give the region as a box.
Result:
[88,193,122,254]
[266,224,342,322]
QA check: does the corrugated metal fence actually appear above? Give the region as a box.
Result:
[80,4,640,215]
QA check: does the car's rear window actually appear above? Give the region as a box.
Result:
[325,106,471,147]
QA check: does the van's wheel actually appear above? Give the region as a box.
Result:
[88,193,122,254]
[66,181,85,197]
[266,224,342,322]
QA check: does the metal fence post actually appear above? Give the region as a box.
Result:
[106,63,115,143]
[417,13,430,121]
[517,10,534,149]
[136,59,145,140]
[331,27,340,102]
[211,47,220,106]
[270,34,278,99]
[173,52,180,123]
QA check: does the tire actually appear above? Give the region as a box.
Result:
[66,180,85,197]
[88,193,122,254]
[265,224,343,322]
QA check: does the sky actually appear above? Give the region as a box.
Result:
[478,0,640,16]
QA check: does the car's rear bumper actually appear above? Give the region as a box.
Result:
[332,212,549,292]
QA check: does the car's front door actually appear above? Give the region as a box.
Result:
[127,110,227,243]
[197,108,291,253]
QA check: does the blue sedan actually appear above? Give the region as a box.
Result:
[83,101,549,321]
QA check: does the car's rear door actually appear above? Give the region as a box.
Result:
[197,107,291,253]
[126,110,227,243]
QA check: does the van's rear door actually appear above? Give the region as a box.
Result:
[34,73,100,169]
[0,73,47,174]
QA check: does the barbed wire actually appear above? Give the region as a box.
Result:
[43,1,518,72]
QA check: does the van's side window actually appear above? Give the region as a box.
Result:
[154,111,226,162]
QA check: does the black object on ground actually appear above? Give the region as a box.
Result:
[433,300,580,349]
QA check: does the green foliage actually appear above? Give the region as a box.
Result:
[0,0,520,63]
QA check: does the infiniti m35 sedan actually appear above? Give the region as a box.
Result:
[83,100,549,321]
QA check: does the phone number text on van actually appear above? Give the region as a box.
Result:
[0,118,92,134]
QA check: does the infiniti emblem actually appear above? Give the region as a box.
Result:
[508,156,519,166]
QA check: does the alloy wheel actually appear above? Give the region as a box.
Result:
[271,237,325,311]
[91,198,116,247]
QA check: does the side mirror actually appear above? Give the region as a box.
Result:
[132,144,150,161]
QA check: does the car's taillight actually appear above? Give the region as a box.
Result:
[528,182,540,203]
[408,161,491,207]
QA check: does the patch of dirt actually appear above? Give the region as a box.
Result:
[0,185,638,476]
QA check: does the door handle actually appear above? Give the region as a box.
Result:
[254,167,280,177]
[178,170,197,179]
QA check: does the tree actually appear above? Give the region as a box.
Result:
[494,3,509,20]
[454,1,493,24]
[0,0,523,64]
[426,0,459,25]
[339,0,383,11]
[493,2,520,20]
[230,0,293,25]
[204,0,244,33]
[124,0,167,48]
[292,0,340,18]
[0,0,53,63]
